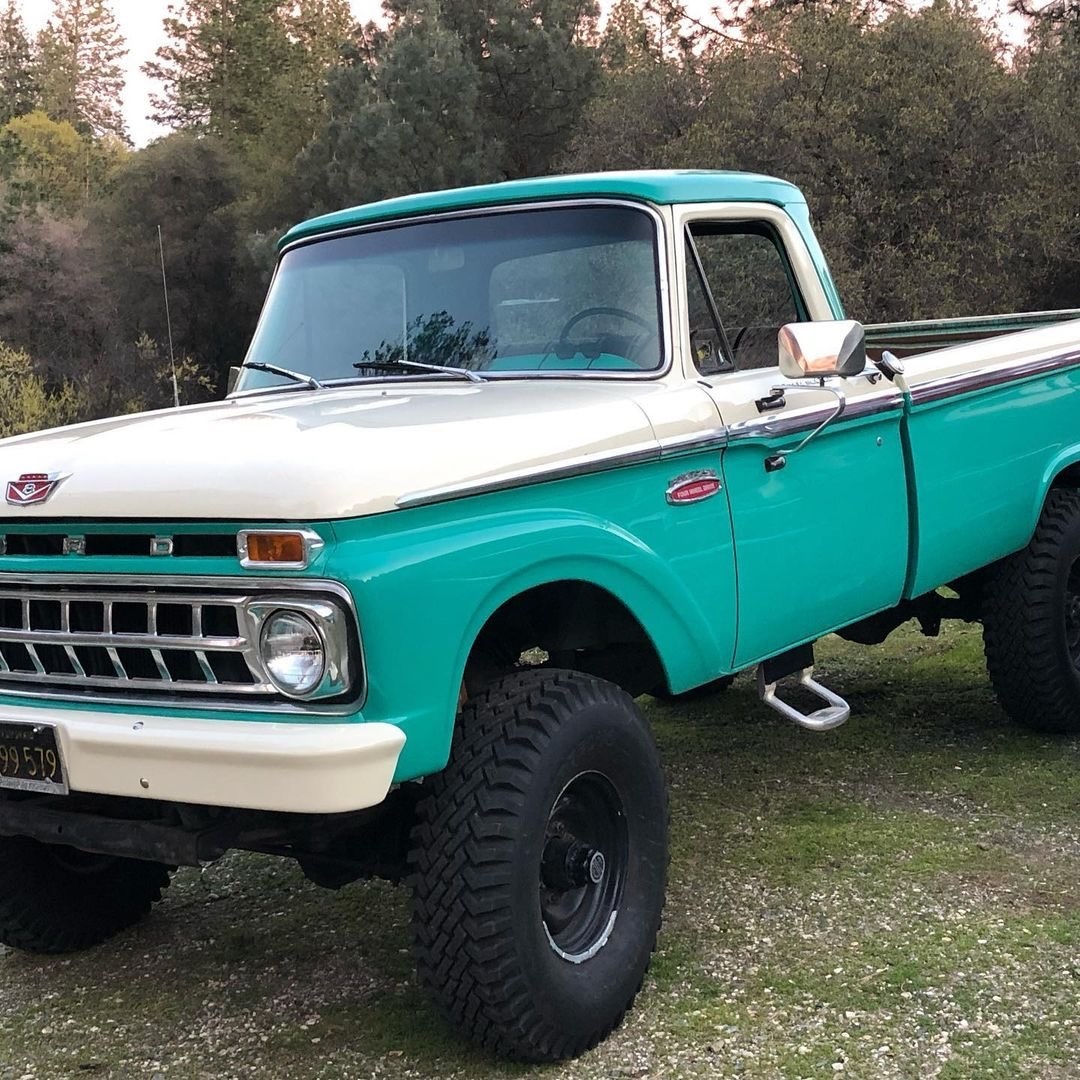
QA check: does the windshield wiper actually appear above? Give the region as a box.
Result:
[242,361,326,390]
[353,359,485,383]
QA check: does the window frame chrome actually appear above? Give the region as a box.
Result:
[672,202,836,383]
[231,198,675,394]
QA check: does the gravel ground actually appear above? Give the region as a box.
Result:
[1,622,1079,1079]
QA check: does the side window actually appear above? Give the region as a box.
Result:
[689,223,804,371]
[684,235,730,376]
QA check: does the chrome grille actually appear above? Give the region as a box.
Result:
[0,585,271,697]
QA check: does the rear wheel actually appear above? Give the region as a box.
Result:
[983,487,1080,732]
[408,669,668,1061]
[0,835,171,954]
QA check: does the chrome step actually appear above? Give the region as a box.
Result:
[756,665,850,731]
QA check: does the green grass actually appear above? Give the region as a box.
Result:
[2,621,1080,1078]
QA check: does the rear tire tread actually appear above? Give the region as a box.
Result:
[983,487,1080,732]
[0,837,171,954]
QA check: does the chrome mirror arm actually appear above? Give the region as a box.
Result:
[769,382,847,457]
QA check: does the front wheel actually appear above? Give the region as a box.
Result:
[408,669,668,1061]
[983,487,1080,732]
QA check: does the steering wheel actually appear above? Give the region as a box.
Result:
[555,306,656,364]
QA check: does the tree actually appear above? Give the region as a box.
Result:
[415,0,603,178]
[647,2,1026,321]
[37,0,127,140]
[294,9,493,214]
[0,1,37,125]
[0,109,125,214]
[0,211,122,405]
[93,133,261,385]
[1,110,90,213]
[1011,0,1080,44]
[144,0,294,149]
[0,341,82,438]
[563,0,703,172]
[280,0,355,131]
[601,0,657,69]
[1010,26,1080,310]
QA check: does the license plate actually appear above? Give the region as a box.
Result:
[0,722,68,795]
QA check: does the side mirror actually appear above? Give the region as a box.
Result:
[778,320,866,380]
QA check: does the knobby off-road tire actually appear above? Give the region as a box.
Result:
[408,669,668,1062]
[983,487,1080,732]
[0,835,171,953]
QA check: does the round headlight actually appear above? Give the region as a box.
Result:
[260,610,325,696]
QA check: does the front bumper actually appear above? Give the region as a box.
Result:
[0,702,405,814]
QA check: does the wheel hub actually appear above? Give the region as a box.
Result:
[541,836,606,891]
[539,771,628,963]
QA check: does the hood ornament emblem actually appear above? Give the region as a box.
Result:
[5,472,68,507]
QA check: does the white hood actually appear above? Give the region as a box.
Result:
[0,382,667,521]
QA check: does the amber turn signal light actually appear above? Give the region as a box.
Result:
[238,529,324,569]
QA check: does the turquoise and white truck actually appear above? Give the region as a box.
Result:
[0,171,1078,1060]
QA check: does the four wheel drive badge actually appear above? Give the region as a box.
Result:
[666,469,722,505]
[5,472,67,507]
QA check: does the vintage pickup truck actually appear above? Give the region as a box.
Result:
[0,171,1078,1061]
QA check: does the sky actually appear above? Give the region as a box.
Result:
[18,0,1021,147]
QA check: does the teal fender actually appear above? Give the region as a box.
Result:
[327,454,738,781]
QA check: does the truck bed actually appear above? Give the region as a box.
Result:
[866,308,1080,360]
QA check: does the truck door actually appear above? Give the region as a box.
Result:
[680,206,910,669]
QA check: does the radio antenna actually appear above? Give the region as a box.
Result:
[157,225,180,408]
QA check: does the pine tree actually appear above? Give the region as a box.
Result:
[296,7,492,213]
[273,0,355,153]
[393,0,601,179]
[144,0,293,148]
[37,0,127,141]
[601,0,657,69]
[286,0,354,72]
[0,0,38,125]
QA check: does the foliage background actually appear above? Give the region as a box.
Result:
[0,0,1076,432]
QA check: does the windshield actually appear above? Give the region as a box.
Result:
[237,204,664,391]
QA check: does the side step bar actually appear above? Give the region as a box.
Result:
[756,665,850,731]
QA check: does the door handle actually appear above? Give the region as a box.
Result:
[755,389,786,413]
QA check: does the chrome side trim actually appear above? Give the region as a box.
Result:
[0,574,365,716]
[727,389,904,443]
[397,422,733,510]
[397,441,662,510]
[909,347,1080,406]
[657,428,728,457]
